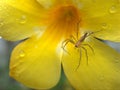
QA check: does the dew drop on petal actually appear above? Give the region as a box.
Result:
[17,15,27,24]
[72,0,83,9]
[33,26,42,34]
[0,20,4,27]
[0,22,4,26]
[101,23,108,29]
[19,50,25,58]
[36,0,53,9]
[109,5,117,14]
[33,26,46,37]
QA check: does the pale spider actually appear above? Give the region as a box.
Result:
[62,32,95,70]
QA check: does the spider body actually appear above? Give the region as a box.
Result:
[62,32,95,70]
[75,32,88,48]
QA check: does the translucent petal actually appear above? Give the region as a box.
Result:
[62,37,120,90]
[9,32,61,89]
[73,0,120,42]
[0,0,46,41]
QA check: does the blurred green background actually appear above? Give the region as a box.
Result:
[0,38,120,90]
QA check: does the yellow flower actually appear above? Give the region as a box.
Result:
[1,0,120,89]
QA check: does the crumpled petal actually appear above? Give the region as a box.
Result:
[9,30,61,89]
[0,0,46,41]
[62,37,120,90]
[73,0,120,42]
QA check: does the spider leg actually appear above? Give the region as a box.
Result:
[62,39,70,49]
[81,46,89,65]
[75,46,89,71]
[75,48,82,71]
[62,39,75,54]
[70,35,77,42]
[62,39,71,53]
[82,44,94,54]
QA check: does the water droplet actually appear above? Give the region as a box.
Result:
[33,26,41,33]
[109,6,117,14]
[33,26,46,37]
[19,50,25,58]
[101,23,108,29]
[17,15,27,24]
[73,0,83,9]
[0,20,4,27]
[0,22,4,26]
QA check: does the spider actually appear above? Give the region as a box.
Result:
[62,32,95,70]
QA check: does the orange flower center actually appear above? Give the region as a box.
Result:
[48,4,82,37]
[53,5,80,23]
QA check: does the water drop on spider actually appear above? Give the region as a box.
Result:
[109,6,117,14]
[19,50,25,58]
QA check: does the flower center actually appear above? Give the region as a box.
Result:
[53,5,80,23]
[49,5,81,37]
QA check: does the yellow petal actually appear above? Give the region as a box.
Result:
[9,32,61,89]
[2,0,44,16]
[62,37,120,90]
[0,0,46,41]
[78,0,120,42]
[36,0,72,9]
[36,0,56,8]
